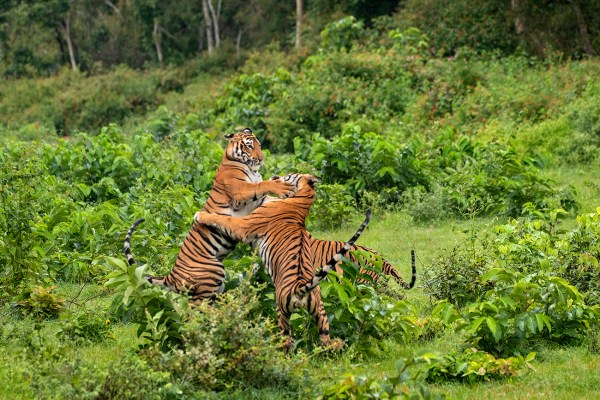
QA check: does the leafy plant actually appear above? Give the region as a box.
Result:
[0,145,53,300]
[300,124,426,202]
[104,257,190,349]
[321,351,447,400]
[422,240,490,306]
[307,183,358,231]
[56,308,114,343]
[424,348,536,383]
[317,255,425,352]
[17,285,64,320]
[433,267,599,356]
[320,16,365,52]
[142,287,301,393]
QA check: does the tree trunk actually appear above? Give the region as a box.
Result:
[198,24,204,52]
[206,0,220,49]
[236,28,243,57]
[201,0,214,54]
[295,0,303,50]
[58,17,77,71]
[510,0,545,57]
[153,21,163,67]
[567,0,594,58]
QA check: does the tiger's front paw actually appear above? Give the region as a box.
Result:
[194,211,208,224]
[270,177,296,199]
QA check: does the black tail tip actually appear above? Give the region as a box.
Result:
[365,209,372,221]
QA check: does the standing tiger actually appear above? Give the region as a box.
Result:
[124,127,415,303]
[125,128,296,303]
[195,173,372,350]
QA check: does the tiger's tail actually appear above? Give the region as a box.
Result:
[124,218,145,265]
[387,250,417,289]
[297,209,372,297]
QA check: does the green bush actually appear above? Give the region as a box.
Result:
[402,184,451,223]
[267,51,415,152]
[213,69,290,140]
[422,240,491,307]
[560,208,600,304]
[320,16,365,52]
[317,255,424,352]
[307,183,358,231]
[0,145,56,300]
[424,348,535,383]
[322,351,447,400]
[56,308,114,343]
[142,288,301,393]
[462,268,597,355]
[105,257,190,350]
[300,124,426,201]
[17,285,64,320]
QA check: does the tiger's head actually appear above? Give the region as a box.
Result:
[224,128,264,171]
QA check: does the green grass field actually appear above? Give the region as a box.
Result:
[1,167,597,399]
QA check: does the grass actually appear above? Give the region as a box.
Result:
[1,175,598,399]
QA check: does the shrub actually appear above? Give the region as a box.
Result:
[307,183,358,231]
[142,288,301,393]
[266,50,415,152]
[422,240,491,307]
[317,256,425,352]
[561,208,600,304]
[322,351,447,400]
[56,308,114,343]
[105,257,190,350]
[402,184,451,223]
[424,348,536,383]
[213,69,290,139]
[17,285,64,320]
[0,145,54,300]
[320,16,365,52]
[300,124,427,201]
[429,133,575,217]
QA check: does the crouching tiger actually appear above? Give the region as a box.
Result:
[194,174,371,351]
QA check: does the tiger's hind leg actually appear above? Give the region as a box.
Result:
[275,306,294,352]
[308,289,344,350]
[145,267,226,305]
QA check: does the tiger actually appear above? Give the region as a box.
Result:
[310,238,416,290]
[124,128,297,303]
[194,173,371,351]
[124,127,414,303]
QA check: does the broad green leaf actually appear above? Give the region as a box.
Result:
[468,316,486,334]
[486,317,501,342]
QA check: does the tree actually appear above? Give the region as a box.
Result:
[296,0,303,50]
[28,0,80,71]
[566,0,594,58]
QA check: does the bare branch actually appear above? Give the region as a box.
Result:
[103,0,120,15]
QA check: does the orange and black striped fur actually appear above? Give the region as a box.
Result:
[310,239,416,290]
[124,129,296,303]
[194,174,372,350]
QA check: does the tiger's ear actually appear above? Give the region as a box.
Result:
[309,175,322,186]
[224,133,234,139]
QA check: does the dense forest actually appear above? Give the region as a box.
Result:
[1,0,599,77]
[1,1,600,399]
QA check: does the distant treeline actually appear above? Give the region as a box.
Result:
[0,0,598,78]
